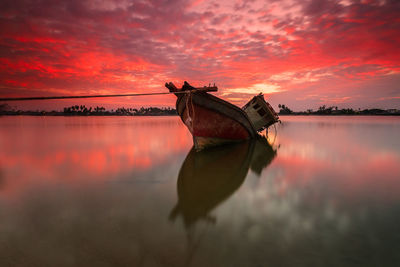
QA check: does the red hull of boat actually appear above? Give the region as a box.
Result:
[181,104,250,140]
[175,91,257,149]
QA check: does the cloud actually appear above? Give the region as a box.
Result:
[0,0,399,110]
[224,82,281,95]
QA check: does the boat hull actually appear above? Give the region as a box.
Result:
[175,92,257,149]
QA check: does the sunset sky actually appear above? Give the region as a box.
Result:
[1,0,399,111]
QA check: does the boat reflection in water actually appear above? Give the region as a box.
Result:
[169,138,276,228]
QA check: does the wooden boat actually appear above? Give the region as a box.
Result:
[165,81,279,150]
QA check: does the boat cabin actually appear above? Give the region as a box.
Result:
[242,94,279,131]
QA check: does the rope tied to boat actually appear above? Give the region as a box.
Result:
[190,92,195,129]
[185,91,195,131]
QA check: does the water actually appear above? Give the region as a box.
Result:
[1,116,400,266]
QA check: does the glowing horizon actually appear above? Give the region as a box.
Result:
[0,0,399,111]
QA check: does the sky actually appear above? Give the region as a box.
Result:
[0,0,399,111]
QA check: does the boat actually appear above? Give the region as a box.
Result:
[165,81,279,150]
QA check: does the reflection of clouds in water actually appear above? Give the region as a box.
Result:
[278,116,400,157]
[279,141,329,160]
[219,172,352,247]
[1,116,400,266]
[0,181,187,266]
[0,117,192,197]
[115,154,187,184]
[208,117,400,265]
[207,172,400,266]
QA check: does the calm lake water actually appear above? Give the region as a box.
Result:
[1,115,400,267]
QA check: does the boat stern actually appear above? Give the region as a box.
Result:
[242,94,279,131]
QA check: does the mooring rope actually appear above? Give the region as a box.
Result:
[184,91,195,130]
[0,89,211,102]
[190,92,195,129]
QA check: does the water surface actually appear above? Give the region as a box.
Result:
[1,116,400,266]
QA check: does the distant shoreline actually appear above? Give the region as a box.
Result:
[0,113,178,116]
[1,103,399,116]
[277,113,400,116]
[1,113,399,117]
[0,104,178,116]
[276,104,400,116]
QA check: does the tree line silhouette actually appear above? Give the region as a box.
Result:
[278,104,400,115]
[1,104,177,116]
[1,102,398,116]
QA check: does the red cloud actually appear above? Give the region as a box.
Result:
[0,0,399,110]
